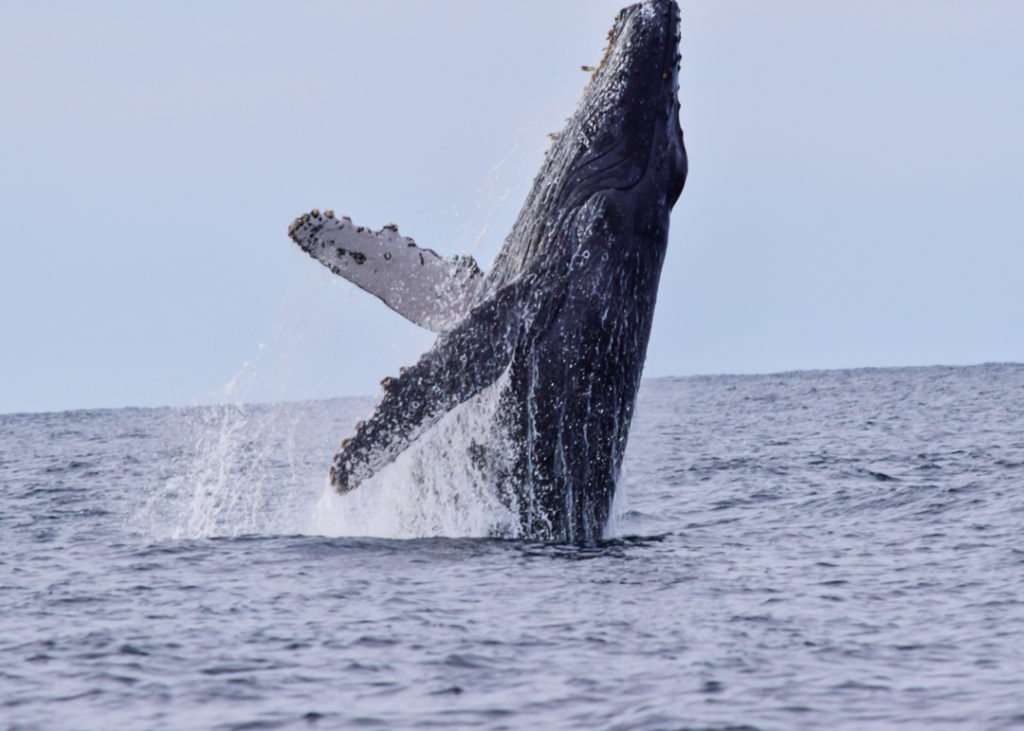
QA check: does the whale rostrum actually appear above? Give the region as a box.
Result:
[287,0,687,541]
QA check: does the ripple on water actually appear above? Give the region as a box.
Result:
[2,365,1024,728]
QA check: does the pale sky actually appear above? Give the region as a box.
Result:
[2,1,1022,414]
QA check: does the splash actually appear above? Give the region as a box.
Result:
[134,366,528,541]
[132,401,322,540]
[311,369,521,539]
[133,388,629,541]
[311,364,633,541]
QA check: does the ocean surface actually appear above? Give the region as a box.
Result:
[2,363,1024,730]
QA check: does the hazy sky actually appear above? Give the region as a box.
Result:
[2,1,1022,414]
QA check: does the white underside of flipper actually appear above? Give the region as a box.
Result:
[289,210,484,332]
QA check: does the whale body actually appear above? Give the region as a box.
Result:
[288,0,687,541]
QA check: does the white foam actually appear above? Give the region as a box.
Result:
[309,368,520,539]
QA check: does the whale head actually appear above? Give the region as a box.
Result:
[567,0,687,207]
[487,0,688,291]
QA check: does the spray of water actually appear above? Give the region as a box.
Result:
[132,333,337,540]
[132,400,318,540]
[135,367,630,541]
[311,369,521,538]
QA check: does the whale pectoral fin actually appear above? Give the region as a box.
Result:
[329,280,525,494]
[288,210,484,332]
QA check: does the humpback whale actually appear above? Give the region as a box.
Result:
[288,0,687,541]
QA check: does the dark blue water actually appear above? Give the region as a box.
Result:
[3,364,1024,729]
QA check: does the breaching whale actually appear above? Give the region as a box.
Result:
[288,0,687,541]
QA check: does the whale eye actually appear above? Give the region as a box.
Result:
[582,250,590,259]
